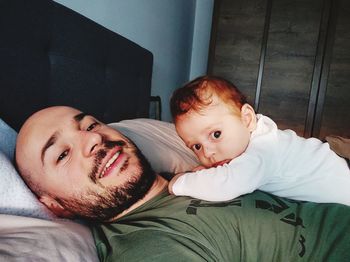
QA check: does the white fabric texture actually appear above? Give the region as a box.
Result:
[0,214,98,262]
[109,118,199,174]
[0,118,17,160]
[0,151,56,219]
[172,114,350,204]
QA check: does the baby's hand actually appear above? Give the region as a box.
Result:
[168,172,184,195]
[192,165,206,172]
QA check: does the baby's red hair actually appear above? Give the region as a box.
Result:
[170,75,247,122]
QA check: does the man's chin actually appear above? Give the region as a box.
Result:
[58,144,156,222]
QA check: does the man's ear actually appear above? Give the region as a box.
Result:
[240,104,257,132]
[39,195,75,218]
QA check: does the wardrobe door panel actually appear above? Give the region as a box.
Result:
[258,0,323,135]
[319,0,350,138]
[212,0,266,104]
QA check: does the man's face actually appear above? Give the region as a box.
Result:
[16,106,155,221]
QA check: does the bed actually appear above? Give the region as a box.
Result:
[0,0,199,261]
[2,1,350,261]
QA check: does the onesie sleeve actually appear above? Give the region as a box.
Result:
[171,152,269,201]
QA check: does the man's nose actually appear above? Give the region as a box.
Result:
[80,131,103,157]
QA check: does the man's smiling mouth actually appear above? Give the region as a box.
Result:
[99,150,121,178]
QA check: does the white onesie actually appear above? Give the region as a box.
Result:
[172,114,350,205]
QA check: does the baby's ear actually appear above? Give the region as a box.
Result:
[240,104,257,132]
[39,195,75,218]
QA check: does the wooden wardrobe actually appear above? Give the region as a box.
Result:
[209,0,349,139]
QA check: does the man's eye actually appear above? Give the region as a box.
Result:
[57,150,68,163]
[192,144,201,151]
[211,131,221,139]
[86,122,99,131]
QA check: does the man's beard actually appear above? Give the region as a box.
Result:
[54,139,156,222]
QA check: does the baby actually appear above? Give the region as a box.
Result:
[168,75,350,205]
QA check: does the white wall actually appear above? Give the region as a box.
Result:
[54,0,213,121]
[190,0,214,79]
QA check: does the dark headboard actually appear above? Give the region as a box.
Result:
[0,0,153,131]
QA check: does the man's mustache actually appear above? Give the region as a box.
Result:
[104,140,126,149]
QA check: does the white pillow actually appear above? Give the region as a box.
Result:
[0,214,98,262]
[0,118,199,219]
[0,118,17,160]
[109,118,199,174]
[0,151,55,219]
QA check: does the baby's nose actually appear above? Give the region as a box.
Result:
[203,146,215,159]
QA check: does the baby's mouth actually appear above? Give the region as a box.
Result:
[212,159,230,167]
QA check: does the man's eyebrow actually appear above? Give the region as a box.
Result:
[74,112,87,123]
[41,132,58,165]
[40,112,89,166]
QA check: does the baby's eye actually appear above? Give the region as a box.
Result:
[192,144,202,151]
[211,131,221,139]
[57,150,69,163]
[86,122,99,131]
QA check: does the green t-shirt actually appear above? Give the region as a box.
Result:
[92,190,350,261]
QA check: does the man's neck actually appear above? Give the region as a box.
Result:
[110,174,168,221]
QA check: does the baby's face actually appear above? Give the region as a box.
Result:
[175,94,256,168]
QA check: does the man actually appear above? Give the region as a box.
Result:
[16,106,350,261]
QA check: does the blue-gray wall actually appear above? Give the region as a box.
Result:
[54,0,214,121]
